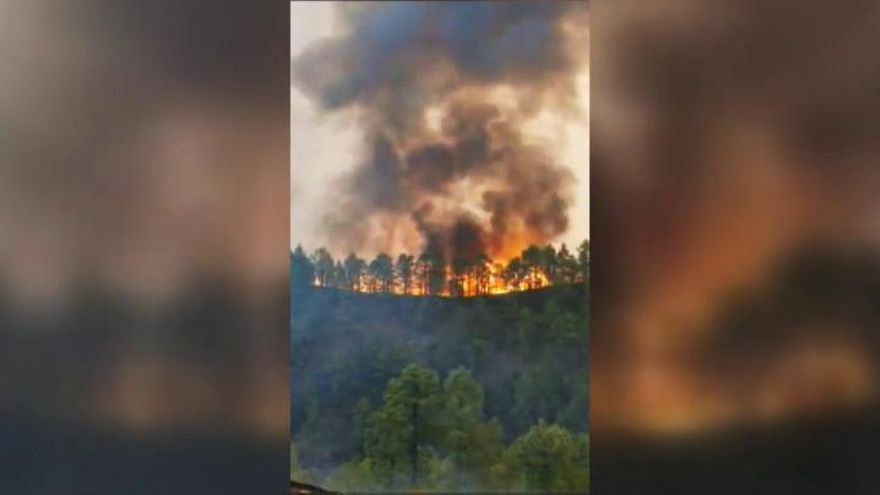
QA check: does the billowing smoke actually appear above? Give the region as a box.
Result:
[292,1,589,261]
[591,0,880,437]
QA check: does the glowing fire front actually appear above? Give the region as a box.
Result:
[299,242,588,298]
[315,261,554,298]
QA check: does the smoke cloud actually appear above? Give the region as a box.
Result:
[292,1,589,260]
[592,0,880,436]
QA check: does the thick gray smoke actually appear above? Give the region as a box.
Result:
[292,1,589,260]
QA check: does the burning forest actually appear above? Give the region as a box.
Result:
[291,1,590,267]
[291,240,588,298]
[291,3,589,492]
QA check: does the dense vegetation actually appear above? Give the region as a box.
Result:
[291,241,589,297]
[290,266,589,492]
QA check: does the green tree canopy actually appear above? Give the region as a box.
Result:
[365,364,444,486]
[507,421,589,492]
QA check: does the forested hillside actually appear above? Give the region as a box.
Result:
[291,241,589,297]
[291,283,589,492]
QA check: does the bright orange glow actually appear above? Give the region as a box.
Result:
[313,260,555,298]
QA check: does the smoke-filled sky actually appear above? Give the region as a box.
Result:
[291,1,589,259]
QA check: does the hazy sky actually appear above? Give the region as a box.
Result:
[291,2,589,254]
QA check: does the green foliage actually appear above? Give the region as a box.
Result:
[443,367,484,424]
[363,364,444,485]
[441,368,504,483]
[320,363,587,493]
[558,374,589,433]
[353,397,372,457]
[507,421,590,493]
[291,282,589,492]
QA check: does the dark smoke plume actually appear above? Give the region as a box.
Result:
[292,1,589,260]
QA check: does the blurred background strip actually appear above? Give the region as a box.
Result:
[592,0,880,493]
[0,1,289,493]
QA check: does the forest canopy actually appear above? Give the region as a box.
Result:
[291,240,589,297]
[291,245,589,492]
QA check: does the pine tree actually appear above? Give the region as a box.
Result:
[396,254,415,295]
[343,253,366,291]
[369,253,394,293]
[365,364,444,486]
[442,368,503,480]
[311,247,334,287]
[291,245,315,292]
[557,243,579,284]
[506,421,588,492]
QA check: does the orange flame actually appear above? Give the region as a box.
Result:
[313,260,553,298]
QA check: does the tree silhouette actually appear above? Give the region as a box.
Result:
[541,245,558,283]
[369,253,394,293]
[505,257,525,290]
[344,253,366,291]
[416,253,431,295]
[331,260,346,289]
[451,256,472,297]
[522,246,543,289]
[292,239,589,296]
[556,243,579,284]
[396,254,415,295]
[312,248,334,287]
[291,245,315,293]
[421,252,446,296]
[472,253,491,295]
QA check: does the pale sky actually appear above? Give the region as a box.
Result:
[290,2,589,252]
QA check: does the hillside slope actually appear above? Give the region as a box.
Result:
[290,283,589,472]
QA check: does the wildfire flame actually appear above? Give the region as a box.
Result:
[314,260,553,298]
